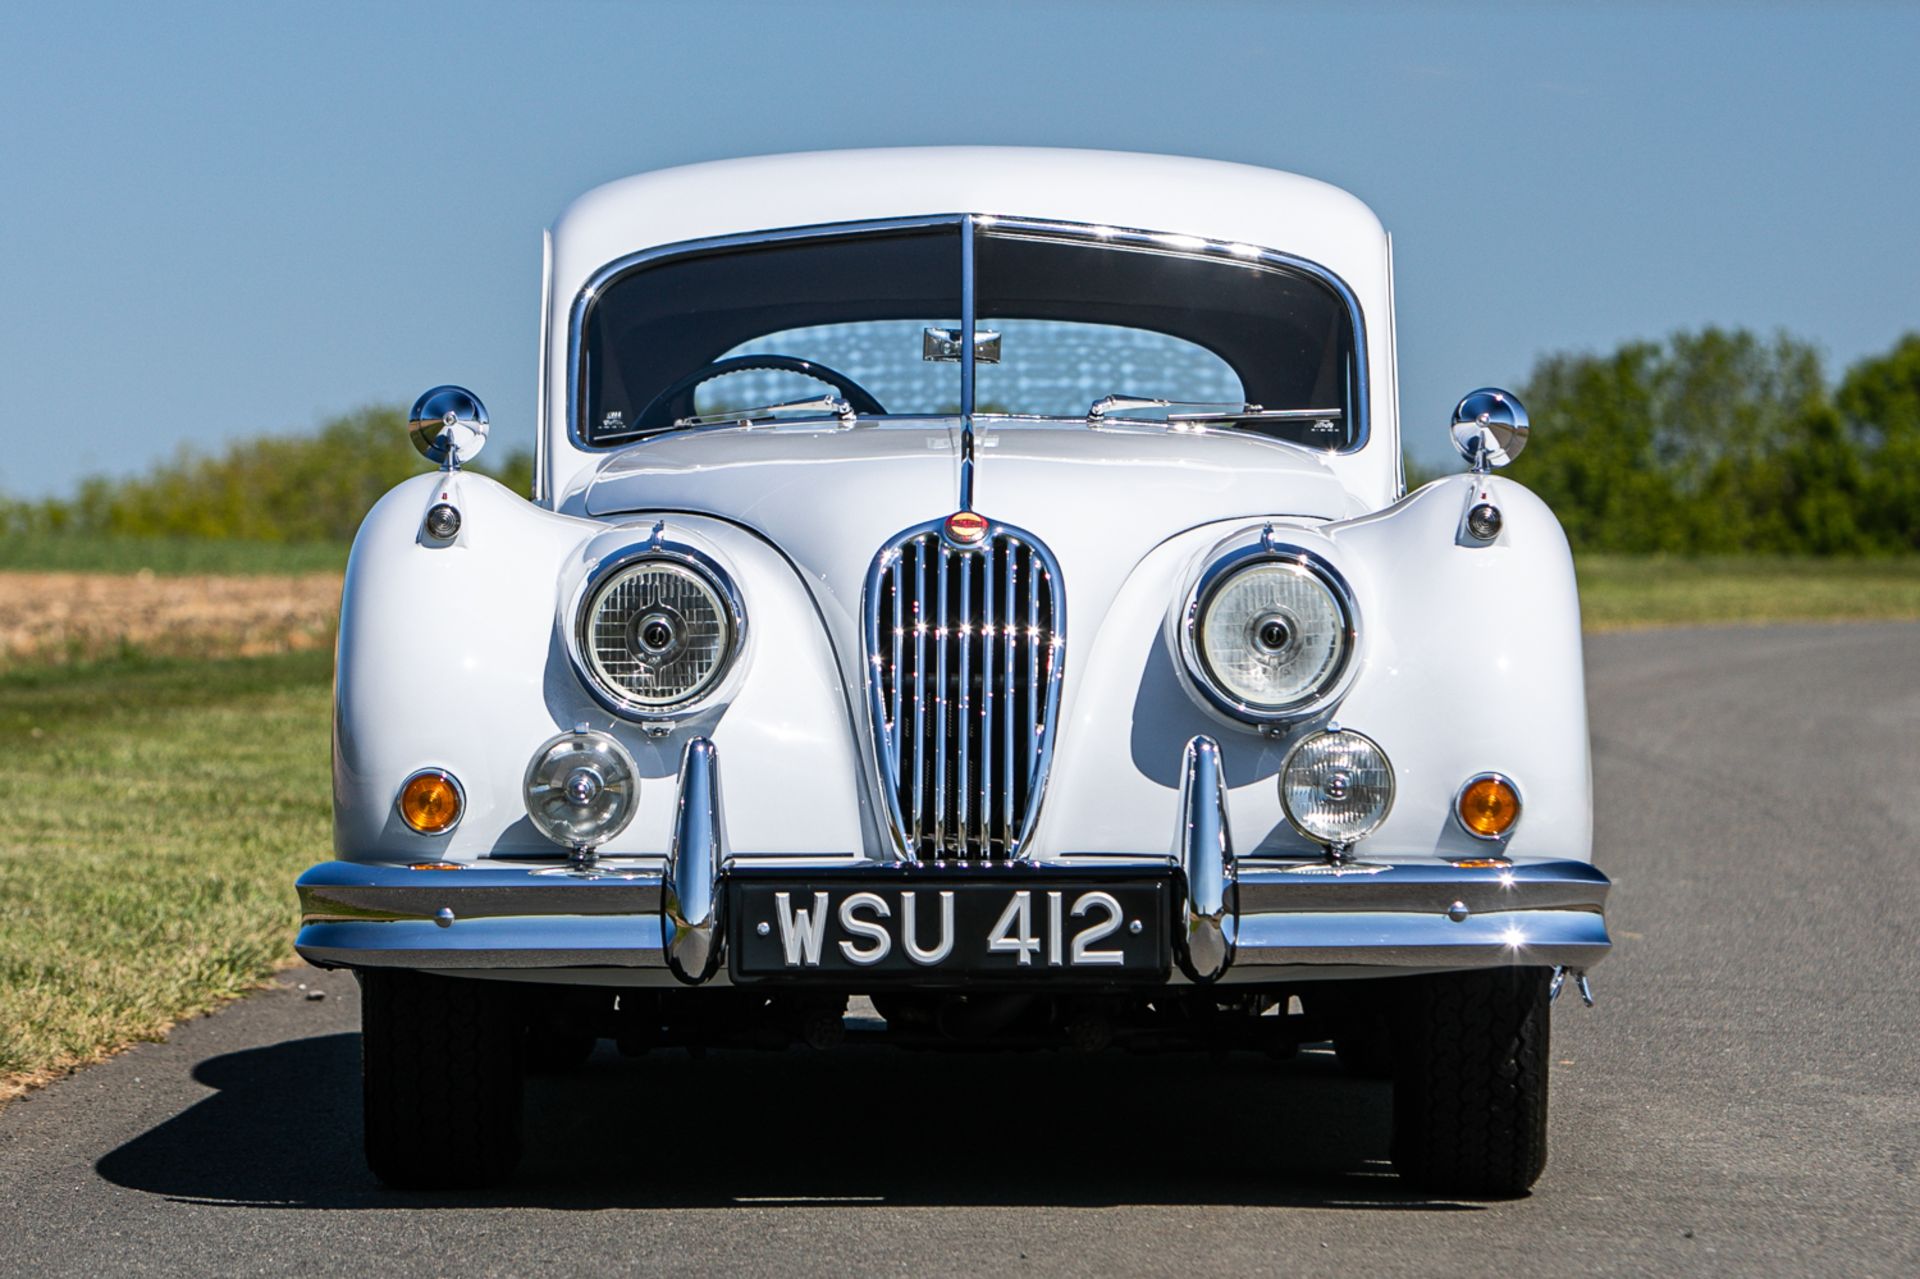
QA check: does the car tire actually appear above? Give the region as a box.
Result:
[1389,966,1551,1198]
[361,969,525,1189]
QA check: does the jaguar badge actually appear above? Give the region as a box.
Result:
[944,511,989,545]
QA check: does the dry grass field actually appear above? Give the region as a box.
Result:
[0,571,342,671]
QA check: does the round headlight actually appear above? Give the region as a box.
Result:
[1185,552,1355,719]
[524,730,639,850]
[1279,729,1394,847]
[578,555,741,713]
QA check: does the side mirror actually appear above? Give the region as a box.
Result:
[1450,388,1528,473]
[408,386,490,469]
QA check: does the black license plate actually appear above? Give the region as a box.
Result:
[727,870,1170,983]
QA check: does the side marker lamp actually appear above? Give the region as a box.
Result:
[425,502,462,540]
[398,769,464,835]
[1465,503,1503,541]
[1456,774,1522,840]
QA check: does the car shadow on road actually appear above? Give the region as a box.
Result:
[96,1032,1482,1212]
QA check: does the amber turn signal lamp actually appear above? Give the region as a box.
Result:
[399,770,463,835]
[1456,775,1521,840]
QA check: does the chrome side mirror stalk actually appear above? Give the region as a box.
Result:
[1450,387,1529,474]
[408,385,490,470]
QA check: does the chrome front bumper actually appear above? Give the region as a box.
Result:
[297,736,1612,984]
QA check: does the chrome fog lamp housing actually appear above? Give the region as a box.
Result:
[572,544,746,718]
[1280,729,1395,851]
[524,729,639,856]
[1179,543,1358,723]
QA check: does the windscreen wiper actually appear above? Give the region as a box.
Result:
[1087,394,1343,432]
[673,395,857,429]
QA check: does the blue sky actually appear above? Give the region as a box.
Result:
[3,1,1916,497]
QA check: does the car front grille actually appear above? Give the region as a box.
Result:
[864,521,1064,861]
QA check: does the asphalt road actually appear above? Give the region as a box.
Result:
[2,622,1916,1277]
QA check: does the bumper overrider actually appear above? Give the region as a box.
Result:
[297,737,1612,984]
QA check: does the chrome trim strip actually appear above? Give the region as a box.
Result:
[567,535,749,722]
[662,737,727,984]
[1233,857,1608,915]
[535,228,553,505]
[1175,736,1234,982]
[296,860,664,923]
[1452,770,1524,843]
[959,213,977,510]
[1224,908,1611,970]
[297,855,1607,923]
[298,916,667,970]
[1176,537,1361,726]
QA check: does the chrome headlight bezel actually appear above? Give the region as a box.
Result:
[569,541,747,720]
[1177,541,1359,724]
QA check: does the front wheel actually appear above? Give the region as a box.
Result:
[1390,966,1552,1198]
[360,969,525,1189]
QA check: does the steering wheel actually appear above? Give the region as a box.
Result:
[638,355,888,430]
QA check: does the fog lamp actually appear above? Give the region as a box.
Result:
[1456,774,1522,840]
[1279,730,1394,848]
[397,769,464,835]
[524,729,638,852]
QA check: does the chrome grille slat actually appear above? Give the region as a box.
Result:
[957,550,972,841]
[979,538,994,849]
[866,521,1064,862]
[911,542,927,848]
[1000,544,1015,853]
[889,545,903,767]
[1027,544,1040,775]
[934,544,950,853]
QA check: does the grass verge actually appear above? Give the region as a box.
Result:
[1577,555,1920,630]
[0,648,333,1102]
[0,533,348,576]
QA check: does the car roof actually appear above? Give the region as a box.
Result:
[548,147,1387,296]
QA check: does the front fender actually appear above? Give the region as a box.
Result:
[331,472,867,863]
[1037,473,1591,864]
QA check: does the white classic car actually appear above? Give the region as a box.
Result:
[298,148,1609,1195]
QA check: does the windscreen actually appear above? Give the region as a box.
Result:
[975,228,1360,448]
[580,225,962,441]
[576,218,1361,449]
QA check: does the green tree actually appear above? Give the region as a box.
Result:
[1835,333,1920,551]
[1509,327,1865,553]
[2,406,533,543]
